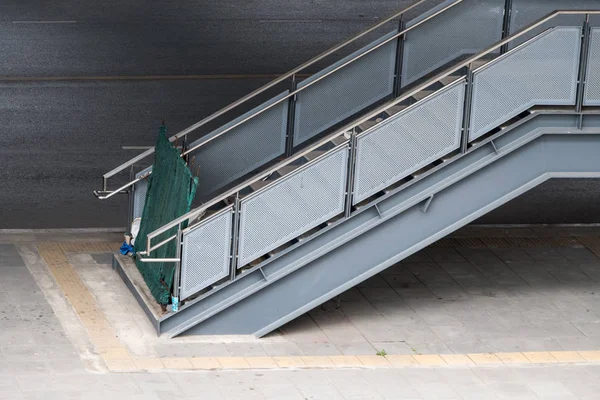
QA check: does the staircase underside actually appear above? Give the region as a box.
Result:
[115,112,600,337]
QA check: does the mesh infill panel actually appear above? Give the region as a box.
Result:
[237,147,349,267]
[180,208,233,301]
[584,28,600,106]
[402,0,504,87]
[509,0,595,48]
[469,27,581,141]
[353,81,465,205]
[133,167,151,221]
[293,32,397,147]
[189,92,289,200]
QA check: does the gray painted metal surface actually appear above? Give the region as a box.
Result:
[402,0,504,86]
[584,28,600,106]
[293,33,397,147]
[182,130,600,336]
[353,80,465,204]
[469,27,580,140]
[179,207,233,301]
[237,146,349,267]
[156,113,600,337]
[188,92,289,200]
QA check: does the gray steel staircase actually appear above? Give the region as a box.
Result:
[104,1,600,337]
[149,113,600,337]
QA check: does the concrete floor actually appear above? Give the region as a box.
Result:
[2,229,600,398]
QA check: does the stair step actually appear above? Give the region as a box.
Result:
[412,90,434,102]
[471,59,488,70]
[384,104,408,117]
[277,165,298,177]
[303,150,326,161]
[440,75,460,86]
[331,135,348,146]
[298,226,322,241]
[358,118,383,132]
[250,179,271,191]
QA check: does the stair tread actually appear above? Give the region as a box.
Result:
[250,179,271,191]
[440,75,460,86]
[412,90,434,102]
[304,150,326,161]
[331,135,348,146]
[277,165,298,176]
[384,104,408,117]
[471,59,488,69]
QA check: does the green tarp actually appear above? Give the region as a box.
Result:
[134,127,198,305]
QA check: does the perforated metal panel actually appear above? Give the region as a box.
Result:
[469,28,581,141]
[189,92,289,201]
[402,0,504,87]
[293,33,397,147]
[353,81,465,205]
[237,147,349,267]
[584,28,600,106]
[180,207,233,301]
[133,167,151,220]
[509,0,595,48]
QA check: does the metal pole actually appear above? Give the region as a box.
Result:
[344,128,358,218]
[500,0,513,54]
[285,75,298,157]
[461,65,475,153]
[576,14,592,129]
[394,14,407,97]
[230,194,242,278]
[127,165,135,230]
[171,224,183,312]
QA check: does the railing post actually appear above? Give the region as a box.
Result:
[394,14,407,97]
[460,64,475,153]
[576,14,592,129]
[171,223,183,312]
[285,75,298,157]
[127,165,135,229]
[230,193,242,279]
[500,0,513,54]
[344,128,358,218]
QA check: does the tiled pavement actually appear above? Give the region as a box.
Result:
[2,228,600,398]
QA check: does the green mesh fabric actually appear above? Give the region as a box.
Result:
[134,127,198,305]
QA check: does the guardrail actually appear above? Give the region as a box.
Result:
[95,0,463,197]
[138,11,600,306]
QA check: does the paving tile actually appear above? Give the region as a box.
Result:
[467,353,502,366]
[225,342,268,357]
[368,341,412,355]
[528,380,576,398]
[495,352,530,364]
[406,339,453,355]
[296,341,341,356]
[161,357,193,370]
[522,351,558,364]
[572,322,600,337]
[272,356,305,368]
[300,356,333,368]
[260,341,305,357]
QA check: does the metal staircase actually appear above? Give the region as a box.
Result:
[100,0,600,337]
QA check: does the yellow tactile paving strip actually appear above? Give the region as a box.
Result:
[36,240,600,372]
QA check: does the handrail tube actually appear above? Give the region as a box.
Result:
[101,0,438,182]
[181,0,464,156]
[94,173,150,199]
[142,9,600,253]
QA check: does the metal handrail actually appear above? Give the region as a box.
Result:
[140,9,600,256]
[99,0,462,192]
